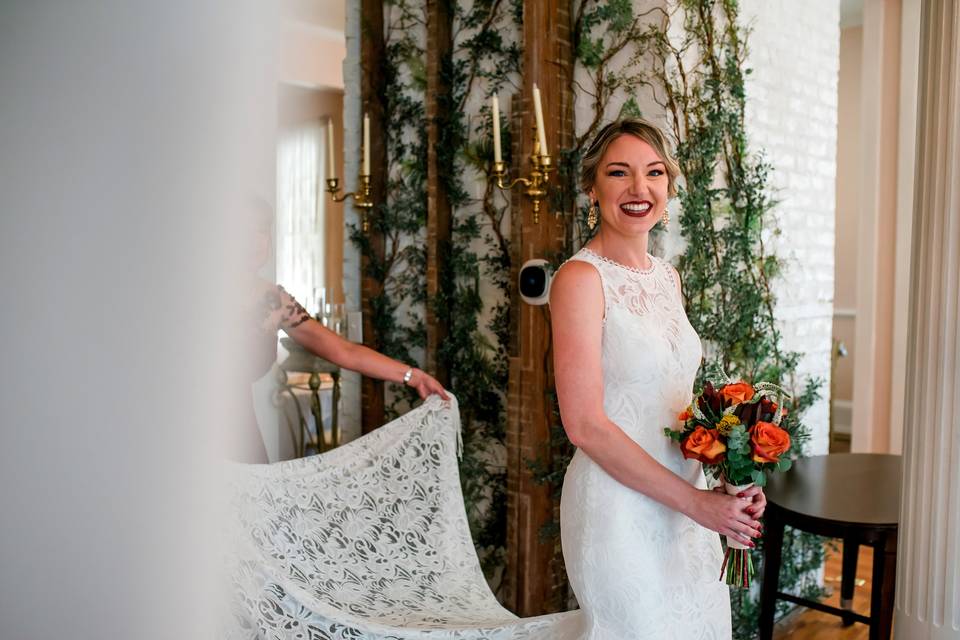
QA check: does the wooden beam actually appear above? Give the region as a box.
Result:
[360,0,386,434]
[504,0,575,616]
[424,0,453,386]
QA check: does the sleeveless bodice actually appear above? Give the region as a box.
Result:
[557,247,731,640]
[570,247,702,472]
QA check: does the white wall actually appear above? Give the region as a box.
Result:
[832,24,864,436]
[341,0,363,440]
[280,0,346,89]
[279,21,345,89]
[740,0,840,455]
[851,0,905,454]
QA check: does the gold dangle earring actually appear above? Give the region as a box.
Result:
[587,201,599,230]
[661,210,670,229]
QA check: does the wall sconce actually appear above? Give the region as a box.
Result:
[325,113,375,232]
[488,86,553,223]
[326,175,373,232]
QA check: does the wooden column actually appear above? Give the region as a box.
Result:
[360,0,386,433]
[424,0,453,385]
[504,0,574,616]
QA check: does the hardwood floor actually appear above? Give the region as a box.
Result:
[774,544,875,639]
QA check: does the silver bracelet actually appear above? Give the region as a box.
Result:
[402,367,414,385]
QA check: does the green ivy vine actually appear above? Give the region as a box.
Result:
[637,3,826,636]
[354,0,522,595]
[360,0,826,632]
[536,0,828,633]
[438,0,523,594]
[351,0,428,419]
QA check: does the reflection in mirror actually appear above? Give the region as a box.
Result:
[277,87,332,313]
[259,1,348,462]
[277,0,346,314]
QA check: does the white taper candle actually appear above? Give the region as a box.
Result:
[326,118,336,180]
[491,94,502,164]
[362,113,370,176]
[532,84,548,157]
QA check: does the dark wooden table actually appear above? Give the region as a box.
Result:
[759,453,901,640]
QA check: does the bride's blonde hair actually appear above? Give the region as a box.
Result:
[580,118,681,198]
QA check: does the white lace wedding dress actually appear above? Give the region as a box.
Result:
[558,247,731,639]
[226,394,584,639]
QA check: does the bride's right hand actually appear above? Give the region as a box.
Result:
[687,489,761,547]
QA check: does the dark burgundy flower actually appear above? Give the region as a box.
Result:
[698,381,723,416]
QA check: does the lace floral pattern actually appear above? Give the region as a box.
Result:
[558,248,731,639]
[226,395,584,639]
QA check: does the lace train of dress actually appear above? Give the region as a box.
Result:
[558,248,731,639]
[227,394,583,639]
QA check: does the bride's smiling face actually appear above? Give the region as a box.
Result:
[588,134,670,236]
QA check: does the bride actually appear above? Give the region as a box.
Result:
[550,119,765,639]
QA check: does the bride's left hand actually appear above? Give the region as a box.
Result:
[713,485,766,521]
[740,485,766,521]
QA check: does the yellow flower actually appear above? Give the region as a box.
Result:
[716,414,741,436]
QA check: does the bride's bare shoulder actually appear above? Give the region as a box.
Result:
[551,258,603,308]
[554,257,601,284]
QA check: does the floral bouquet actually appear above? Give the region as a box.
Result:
[664,376,802,588]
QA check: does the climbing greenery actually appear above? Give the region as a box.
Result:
[354,0,522,595]
[351,0,428,418]
[541,0,827,632]
[437,0,522,594]
[362,0,825,630]
[647,3,826,635]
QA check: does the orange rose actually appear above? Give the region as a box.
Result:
[680,426,727,465]
[749,421,791,463]
[720,381,755,406]
[678,405,693,422]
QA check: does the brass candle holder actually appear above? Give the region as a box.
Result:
[491,128,553,223]
[326,174,374,231]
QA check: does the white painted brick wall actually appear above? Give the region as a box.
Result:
[339,0,362,444]
[740,0,839,455]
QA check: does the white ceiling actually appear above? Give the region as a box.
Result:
[282,0,346,35]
